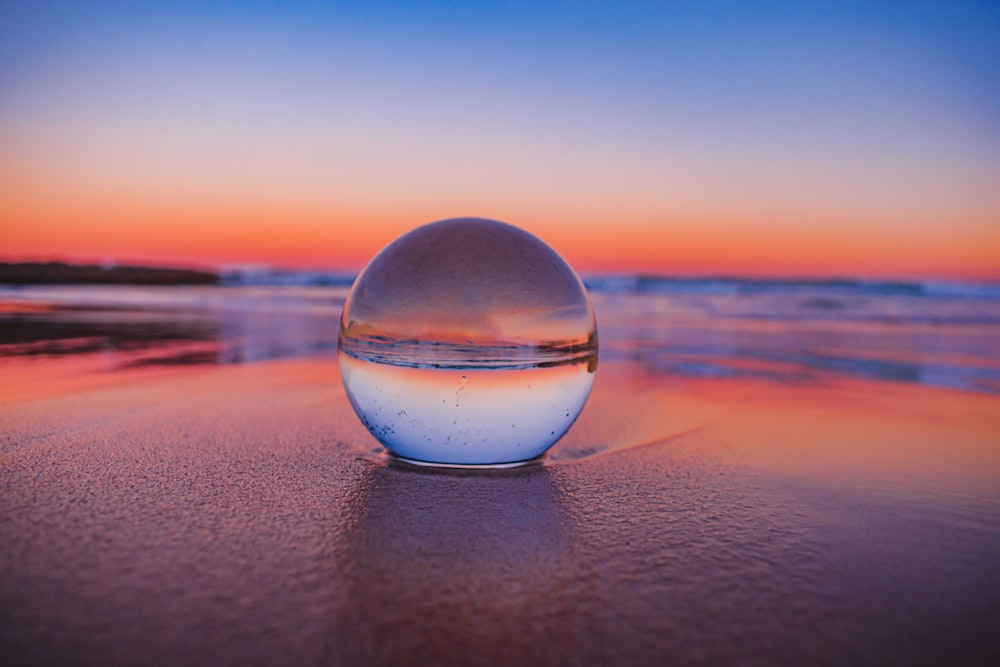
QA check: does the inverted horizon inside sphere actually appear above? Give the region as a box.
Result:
[340,217,595,348]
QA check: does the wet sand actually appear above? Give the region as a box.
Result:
[2,359,999,665]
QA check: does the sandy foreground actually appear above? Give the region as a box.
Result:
[2,358,999,666]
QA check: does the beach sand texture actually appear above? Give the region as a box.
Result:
[2,356,999,666]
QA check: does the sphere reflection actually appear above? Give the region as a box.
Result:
[339,217,598,467]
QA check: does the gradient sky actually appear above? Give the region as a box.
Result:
[2,1,999,278]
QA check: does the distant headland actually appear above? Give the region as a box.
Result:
[0,262,219,285]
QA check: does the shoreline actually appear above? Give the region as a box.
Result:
[2,355,999,665]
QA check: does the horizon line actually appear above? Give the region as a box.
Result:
[2,257,999,286]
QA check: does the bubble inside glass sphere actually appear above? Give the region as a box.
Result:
[339,217,598,467]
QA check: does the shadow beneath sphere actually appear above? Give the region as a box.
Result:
[326,461,580,666]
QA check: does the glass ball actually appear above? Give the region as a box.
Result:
[339,217,597,467]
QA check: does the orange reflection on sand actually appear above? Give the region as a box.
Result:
[0,356,179,404]
[564,364,1000,492]
[708,379,1000,487]
[4,346,998,494]
[0,302,58,314]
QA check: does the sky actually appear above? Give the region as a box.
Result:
[1,1,999,279]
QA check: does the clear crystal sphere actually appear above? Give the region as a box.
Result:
[339,217,597,467]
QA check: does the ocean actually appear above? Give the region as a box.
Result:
[2,275,999,394]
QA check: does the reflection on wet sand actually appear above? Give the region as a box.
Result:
[327,462,574,665]
[0,308,218,359]
[0,287,343,369]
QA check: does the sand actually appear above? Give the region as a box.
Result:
[2,359,999,666]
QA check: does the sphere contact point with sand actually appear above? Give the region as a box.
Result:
[338,217,598,467]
